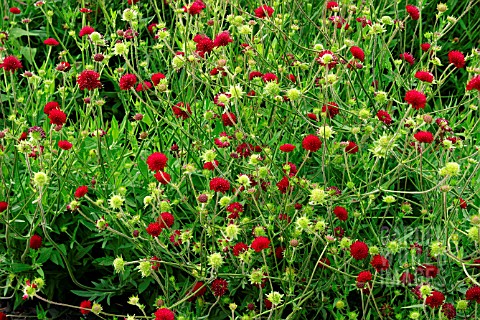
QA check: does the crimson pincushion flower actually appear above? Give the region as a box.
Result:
[448,50,465,68]
[333,206,348,221]
[276,176,289,194]
[350,46,365,62]
[146,222,162,237]
[414,131,434,144]
[119,73,137,90]
[79,300,92,315]
[74,186,88,198]
[194,35,214,53]
[459,198,467,209]
[79,26,95,37]
[466,286,480,303]
[58,140,73,150]
[232,242,249,256]
[467,75,480,91]
[345,141,359,154]
[77,70,102,91]
[0,202,7,213]
[1,55,23,72]
[158,212,174,228]
[400,52,415,66]
[227,202,243,217]
[322,102,339,118]
[262,73,278,83]
[421,43,431,51]
[188,282,207,301]
[172,102,191,119]
[213,31,233,47]
[316,50,338,69]
[151,72,165,85]
[326,1,339,10]
[48,109,67,125]
[154,308,175,320]
[10,7,21,14]
[136,81,152,92]
[254,5,274,18]
[442,303,456,320]
[210,177,230,193]
[211,279,228,296]
[222,112,237,126]
[425,291,445,309]
[416,264,439,278]
[183,1,205,15]
[43,38,59,46]
[302,134,322,152]
[350,241,369,260]
[251,236,270,252]
[154,171,171,184]
[405,5,420,20]
[249,71,263,80]
[147,152,168,171]
[370,255,389,272]
[399,272,414,285]
[30,234,42,249]
[356,271,372,284]
[405,89,427,110]
[280,144,295,152]
[415,71,434,83]
[376,110,392,125]
[44,101,60,114]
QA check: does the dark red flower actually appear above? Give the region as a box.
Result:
[377,110,392,125]
[442,303,456,320]
[350,241,369,260]
[371,255,389,272]
[316,50,338,69]
[183,1,205,15]
[262,73,278,83]
[154,171,171,184]
[333,206,348,221]
[405,5,420,20]
[151,72,165,85]
[318,257,331,268]
[254,5,274,18]
[0,202,8,213]
[211,279,228,296]
[276,176,289,194]
[147,152,168,171]
[30,234,42,249]
[119,73,137,90]
[356,270,372,283]
[188,282,207,301]
[350,46,365,62]
[302,134,321,152]
[466,286,480,303]
[146,222,162,237]
[48,109,67,125]
[79,26,95,37]
[399,272,414,285]
[222,112,237,126]
[421,43,431,51]
[203,160,219,171]
[414,131,434,143]
[154,308,175,320]
[194,35,214,54]
[249,71,263,80]
[460,198,467,209]
[326,1,338,10]
[345,141,359,154]
[322,102,339,118]
[56,61,71,72]
[44,101,60,114]
[75,186,88,198]
[1,56,23,72]
[210,177,230,193]
[136,81,152,92]
[334,226,344,238]
[405,90,427,110]
[415,71,434,83]
[213,31,233,47]
[77,70,102,91]
[232,242,249,256]
[10,7,21,14]
[400,52,415,66]
[169,230,182,246]
[172,102,191,119]
[280,144,295,152]
[416,264,439,278]
[467,75,480,91]
[275,246,285,259]
[251,236,270,252]
[44,38,59,46]
[80,8,93,13]
[448,51,465,68]
[80,300,92,315]
[158,212,174,228]
[425,291,445,309]
[227,202,243,218]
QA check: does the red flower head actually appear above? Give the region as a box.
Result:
[136,81,152,92]
[421,43,431,51]
[459,198,467,209]
[467,75,480,91]
[316,50,338,69]
[183,1,206,15]
[30,234,42,249]
[326,1,339,10]
[448,51,465,68]
[322,102,339,118]
[147,152,168,171]
[350,46,365,62]
[280,144,295,152]
[222,112,237,126]
[416,264,439,278]
[350,241,369,260]
[345,141,359,154]
[80,300,92,315]
[415,71,434,83]
[302,134,322,152]
[399,271,415,285]
[251,236,270,252]
[466,286,480,303]
[154,171,171,184]
[79,26,95,37]
[56,61,71,72]
[400,52,415,66]
[203,160,219,171]
[249,71,263,80]
[151,72,166,85]
[154,308,175,320]
[1,56,23,72]
[10,7,21,14]
[194,35,214,54]
[213,31,233,47]
[262,73,278,83]
[0,202,8,213]
[376,110,392,125]
[406,5,420,20]
[188,282,207,301]
[210,177,230,193]
[158,212,174,228]
[371,255,389,272]
[356,271,372,283]
[119,73,137,90]
[232,242,249,256]
[44,101,60,114]
[48,109,67,125]
[44,38,59,46]
[75,186,88,198]
[146,222,162,237]
[333,206,348,221]
[211,279,228,296]
[276,176,290,194]
[425,291,445,309]
[318,257,331,268]
[227,202,243,218]
[442,303,456,320]
[172,102,192,119]
[405,90,427,110]
[77,70,102,91]
[254,5,274,18]
[414,131,434,144]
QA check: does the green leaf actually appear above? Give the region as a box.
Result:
[50,250,65,268]
[36,247,53,264]
[10,28,41,38]
[19,47,37,65]
[110,116,119,141]
[138,278,152,294]
[11,263,33,273]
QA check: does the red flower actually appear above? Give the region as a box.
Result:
[158,212,174,228]
[262,73,278,83]
[416,264,439,278]
[195,35,214,54]
[227,202,243,217]
[77,70,102,91]
[467,75,480,91]
[213,31,233,47]
[56,61,71,72]
[345,141,359,154]
[222,112,237,126]
[75,186,88,198]
[44,101,60,114]
[80,300,92,315]
[154,171,171,184]
[448,51,465,68]
[414,131,434,143]
[44,38,59,46]
[350,241,369,260]
[203,160,218,171]
[251,236,270,252]
[405,90,427,110]
[322,102,339,118]
[326,1,339,10]
[318,257,331,268]
[151,72,165,85]
[0,312,7,320]
[80,8,93,13]
[288,74,296,82]
[147,152,168,171]
[442,303,456,320]
[356,271,372,283]
[48,109,67,125]
[466,286,480,303]
[316,50,338,69]
[405,5,420,20]
[169,230,182,246]
[249,71,263,80]
[0,202,8,213]
[146,222,162,237]
[415,71,434,83]
[119,73,137,90]
[211,279,228,296]
[350,46,365,62]
[1,56,23,72]
[399,272,415,285]
[302,134,322,152]
[232,242,249,256]
[459,198,467,209]
[333,206,348,221]
[172,102,191,119]
[400,52,415,66]
[421,43,431,51]
[254,5,274,18]
[188,282,207,301]
[30,234,42,249]
[10,7,21,14]
[370,255,389,272]
[79,26,95,37]
[136,81,152,92]
[280,144,295,152]
[58,140,72,150]
[377,110,392,125]
[154,308,175,320]
[210,177,230,193]
[276,176,289,194]
[183,1,205,15]
[425,291,445,309]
